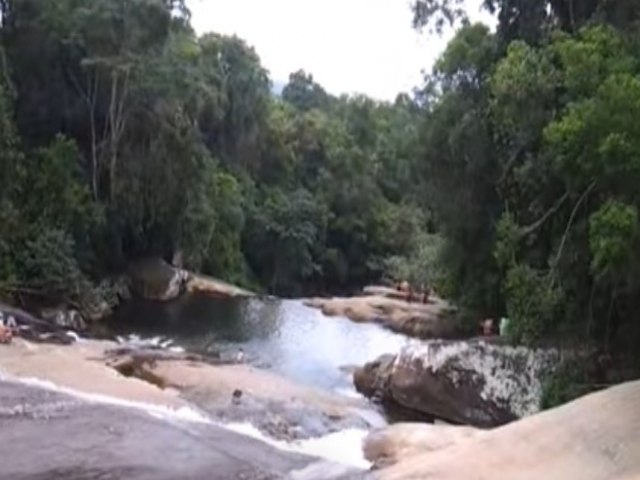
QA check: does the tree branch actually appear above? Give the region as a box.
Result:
[551,181,596,269]
[518,191,570,239]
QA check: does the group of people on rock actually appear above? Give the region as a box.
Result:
[480,317,510,337]
[395,280,431,304]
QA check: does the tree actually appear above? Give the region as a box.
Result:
[282,70,330,112]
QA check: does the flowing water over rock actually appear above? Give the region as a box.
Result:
[107,296,410,395]
[0,379,362,480]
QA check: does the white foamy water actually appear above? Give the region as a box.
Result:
[1,374,370,469]
[224,422,371,468]
[116,334,184,353]
[334,386,365,399]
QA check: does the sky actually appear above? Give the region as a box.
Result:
[188,0,494,101]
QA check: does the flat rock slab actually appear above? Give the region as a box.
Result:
[0,380,356,480]
[374,380,640,480]
[304,295,455,339]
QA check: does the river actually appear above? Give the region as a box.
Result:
[107,294,409,396]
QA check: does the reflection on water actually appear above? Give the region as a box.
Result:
[108,296,409,393]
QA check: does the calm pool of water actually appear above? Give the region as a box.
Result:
[107,295,409,393]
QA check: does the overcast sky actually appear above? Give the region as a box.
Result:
[188,0,494,100]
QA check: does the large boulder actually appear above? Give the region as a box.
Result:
[128,258,189,301]
[355,340,558,427]
[354,354,395,398]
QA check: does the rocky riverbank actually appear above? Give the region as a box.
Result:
[304,287,457,339]
[0,337,383,441]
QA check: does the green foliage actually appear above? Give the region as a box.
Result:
[589,201,639,280]
[0,0,425,301]
[2,0,638,388]
[244,188,328,294]
[420,3,640,367]
[493,212,519,269]
[540,359,594,410]
[18,228,93,301]
[383,232,445,288]
[282,70,330,112]
[504,264,562,344]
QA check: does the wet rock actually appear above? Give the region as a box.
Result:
[208,394,375,442]
[134,359,385,441]
[41,308,87,331]
[363,423,480,468]
[129,258,189,301]
[0,303,79,344]
[355,340,558,427]
[0,380,355,480]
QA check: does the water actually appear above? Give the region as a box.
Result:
[107,295,409,394]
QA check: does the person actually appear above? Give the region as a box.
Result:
[419,284,431,304]
[481,318,494,336]
[499,317,510,337]
[235,348,245,363]
[0,313,12,344]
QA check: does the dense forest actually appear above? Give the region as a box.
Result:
[0,0,428,308]
[1,0,640,385]
[413,0,640,397]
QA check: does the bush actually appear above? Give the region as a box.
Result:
[540,359,594,409]
[383,232,445,288]
[505,263,562,344]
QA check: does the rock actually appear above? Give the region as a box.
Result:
[142,360,385,441]
[128,257,252,301]
[354,354,395,398]
[81,275,133,321]
[0,336,383,443]
[186,273,253,298]
[0,303,79,344]
[373,380,640,480]
[363,423,480,468]
[129,258,189,301]
[0,380,360,480]
[304,295,457,339]
[362,286,409,301]
[41,307,87,331]
[355,340,558,427]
